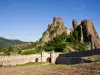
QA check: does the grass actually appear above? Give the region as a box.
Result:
[16,62,47,66]
[0,61,100,75]
[87,55,100,61]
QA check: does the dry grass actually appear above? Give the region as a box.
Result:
[0,62,100,75]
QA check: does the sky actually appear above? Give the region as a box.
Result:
[0,0,100,42]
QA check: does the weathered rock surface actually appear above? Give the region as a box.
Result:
[74,20,100,49]
[40,17,71,43]
[40,17,100,50]
[72,19,78,28]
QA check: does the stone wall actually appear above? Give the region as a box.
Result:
[1,50,98,66]
[0,51,59,66]
[0,54,41,66]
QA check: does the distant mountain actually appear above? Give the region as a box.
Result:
[0,37,26,48]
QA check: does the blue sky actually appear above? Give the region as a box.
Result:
[0,0,100,42]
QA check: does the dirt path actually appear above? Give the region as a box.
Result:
[0,62,100,75]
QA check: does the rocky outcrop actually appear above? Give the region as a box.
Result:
[40,17,100,50]
[40,17,71,43]
[72,19,78,28]
[73,20,100,50]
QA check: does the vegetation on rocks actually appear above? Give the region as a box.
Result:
[0,17,99,55]
[0,28,86,55]
[43,30,86,52]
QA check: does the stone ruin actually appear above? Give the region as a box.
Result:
[0,51,59,66]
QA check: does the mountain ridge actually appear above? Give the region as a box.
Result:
[0,37,26,48]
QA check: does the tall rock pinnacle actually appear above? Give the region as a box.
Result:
[79,20,100,49]
[72,19,78,29]
[40,17,71,43]
[39,17,100,50]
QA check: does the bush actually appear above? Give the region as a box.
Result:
[21,50,38,55]
[8,46,13,52]
[44,31,86,52]
[18,50,21,54]
[43,31,48,36]
[75,43,86,52]
[0,48,7,52]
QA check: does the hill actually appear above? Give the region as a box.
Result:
[39,17,100,52]
[0,37,25,48]
[1,17,100,55]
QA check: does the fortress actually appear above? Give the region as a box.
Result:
[1,49,100,66]
[0,51,59,66]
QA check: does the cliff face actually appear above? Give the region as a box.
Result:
[73,20,100,49]
[40,17,71,43]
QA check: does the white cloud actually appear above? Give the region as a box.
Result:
[2,35,39,42]
[4,36,11,39]
[3,36,21,40]
[16,36,20,39]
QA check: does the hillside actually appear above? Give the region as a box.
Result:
[0,37,25,48]
[0,17,100,55]
[39,17,100,52]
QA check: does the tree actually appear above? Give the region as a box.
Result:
[8,46,13,52]
[4,49,10,55]
[44,34,68,52]
[44,31,86,52]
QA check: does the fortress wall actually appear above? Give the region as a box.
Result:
[0,52,61,66]
[51,53,59,63]
[41,52,51,62]
[0,52,89,65]
[0,54,41,66]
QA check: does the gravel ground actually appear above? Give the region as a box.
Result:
[0,62,100,75]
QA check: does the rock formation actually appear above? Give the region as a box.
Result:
[72,19,78,28]
[73,20,100,50]
[40,17,71,43]
[40,17,100,50]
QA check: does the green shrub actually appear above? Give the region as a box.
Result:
[44,31,86,52]
[43,31,48,36]
[76,43,86,52]
[21,50,37,55]
[7,46,13,52]
[18,50,22,54]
